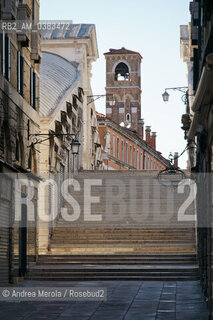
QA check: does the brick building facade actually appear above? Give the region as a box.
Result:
[180,0,213,314]
[0,0,41,285]
[98,113,169,170]
[99,48,170,170]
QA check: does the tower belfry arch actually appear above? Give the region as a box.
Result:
[114,62,130,81]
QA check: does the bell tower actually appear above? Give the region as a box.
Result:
[104,47,142,131]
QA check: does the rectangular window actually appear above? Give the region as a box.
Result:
[30,68,37,109]
[144,153,146,170]
[130,145,132,166]
[17,51,24,96]
[121,141,124,162]
[33,71,37,109]
[126,142,128,163]
[141,152,143,169]
[2,31,11,81]
[113,135,115,157]
[137,150,139,169]
[117,137,119,159]
[30,68,33,106]
[133,147,136,167]
[148,156,150,169]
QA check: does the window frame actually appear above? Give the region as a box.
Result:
[30,67,37,109]
[117,137,119,159]
[113,135,116,157]
[2,31,11,81]
[121,140,124,162]
[130,145,132,166]
[126,142,128,163]
[17,51,24,96]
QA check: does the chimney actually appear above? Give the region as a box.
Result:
[138,119,144,140]
[145,126,151,145]
[174,152,179,168]
[150,132,157,149]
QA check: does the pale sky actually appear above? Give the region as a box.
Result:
[40,0,191,168]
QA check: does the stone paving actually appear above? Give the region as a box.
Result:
[0,280,208,320]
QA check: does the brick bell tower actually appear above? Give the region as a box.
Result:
[104,47,142,131]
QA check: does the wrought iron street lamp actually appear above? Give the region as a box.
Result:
[162,87,189,104]
[162,86,193,139]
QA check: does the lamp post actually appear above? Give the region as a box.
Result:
[71,138,81,176]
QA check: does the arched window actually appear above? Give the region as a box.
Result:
[126,113,131,122]
[115,63,130,81]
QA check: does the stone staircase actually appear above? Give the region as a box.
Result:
[26,170,199,281]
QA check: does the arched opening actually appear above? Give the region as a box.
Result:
[126,113,131,122]
[115,63,130,81]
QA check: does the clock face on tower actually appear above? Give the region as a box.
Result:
[104,48,142,131]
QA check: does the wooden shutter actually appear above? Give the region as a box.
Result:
[33,71,37,110]
[8,37,11,81]
[5,35,9,80]
[2,31,5,77]
[20,56,24,96]
[17,51,21,93]
[30,67,33,106]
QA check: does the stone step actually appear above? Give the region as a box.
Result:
[51,228,195,237]
[54,224,195,229]
[52,236,195,241]
[50,240,195,245]
[27,264,199,280]
[52,234,195,243]
[49,246,196,255]
[37,254,197,262]
[49,243,195,247]
[53,229,195,233]
[28,271,198,278]
[29,263,198,269]
[36,261,196,265]
[26,275,199,281]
